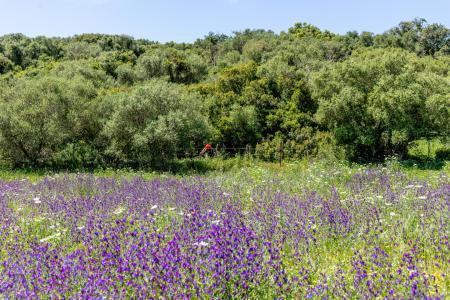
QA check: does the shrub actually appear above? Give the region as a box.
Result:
[102,79,212,168]
[0,76,98,167]
[435,148,450,161]
[51,141,104,170]
[255,131,339,161]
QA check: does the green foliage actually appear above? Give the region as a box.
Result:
[65,41,102,59]
[135,50,166,80]
[166,50,207,83]
[134,48,207,83]
[313,48,450,161]
[194,32,229,65]
[217,104,261,148]
[255,131,339,161]
[0,54,14,74]
[0,34,63,70]
[102,80,212,167]
[217,61,258,94]
[375,18,450,56]
[435,148,450,161]
[408,139,450,160]
[0,76,98,167]
[288,23,335,40]
[50,60,112,88]
[116,64,136,85]
[420,23,450,56]
[96,50,137,78]
[73,34,145,54]
[52,141,105,170]
[0,18,448,169]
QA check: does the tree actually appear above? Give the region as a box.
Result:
[0,76,98,167]
[102,80,212,167]
[135,50,166,80]
[50,60,111,89]
[0,19,447,168]
[0,54,14,74]
[419,23,450,56]
[217,61,258,94]
[0,34,29,68]
[287,23,335,40]
[165,49,208,83]
[375,18,426,53]
[216,104,261,149]
[116,64,136,85]
[96,50,137,78]
[242,40,270,63]
[375,19,450,56]
[313,48,450,161]
[194,32,229,65]
[65,41,102,59]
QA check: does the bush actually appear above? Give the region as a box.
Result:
[51,141,104,170]
[0,54,14,74]
[216,104,261,148]
[435,148,450,161]
[116,64,136,85]
[135,51,166,80]
[65,41,102,59]
[255,131,339,161]
[102,79,212,168]
[0,76,98,167]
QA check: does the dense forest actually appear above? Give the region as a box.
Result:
[0,18,449,169]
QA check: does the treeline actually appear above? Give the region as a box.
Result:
[0,18,449,169]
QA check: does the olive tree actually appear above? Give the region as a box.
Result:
[0,76,98,167]
[102,80,212,167]
[312,48,450,161]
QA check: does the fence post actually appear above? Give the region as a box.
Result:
[246,144,251,159]
[278,141,283,167]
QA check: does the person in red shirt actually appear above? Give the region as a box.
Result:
[200,143,213,156]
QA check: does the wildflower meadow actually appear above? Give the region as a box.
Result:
[0,161,448,299]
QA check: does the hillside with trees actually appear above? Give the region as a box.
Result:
[0,18,449,169]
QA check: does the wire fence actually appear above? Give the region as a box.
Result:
[175,144,286,166]
[175,147,254,157]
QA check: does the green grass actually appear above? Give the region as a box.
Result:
[1,136,448,182]
[0,167,50,182]
[1,155,448,184]
[408,139,449,159]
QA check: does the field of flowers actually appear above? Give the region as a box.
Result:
[0,162,448,299]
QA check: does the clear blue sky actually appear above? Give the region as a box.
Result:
[1,0,449,42]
